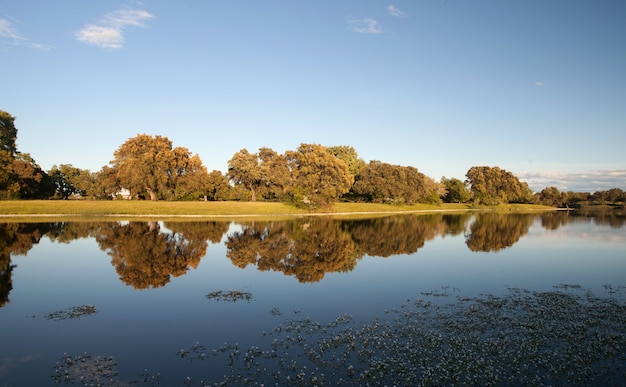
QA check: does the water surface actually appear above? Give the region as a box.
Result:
[1,211,625,385]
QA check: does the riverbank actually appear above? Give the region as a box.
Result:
[0,200,556,220]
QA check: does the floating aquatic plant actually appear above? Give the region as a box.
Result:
[205,290,252,303]
[191,285,626,386]
[51,353,117,385]
[51,353,161,386]
[45,305,98,321]
[52,285,626,386]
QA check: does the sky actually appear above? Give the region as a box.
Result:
[1,1,625,193]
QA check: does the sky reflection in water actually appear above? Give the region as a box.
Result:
[0,211,624,385]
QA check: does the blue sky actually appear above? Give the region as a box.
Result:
[1,1,625,192]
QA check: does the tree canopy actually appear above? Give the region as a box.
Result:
[285,143,354,208]
[352,161,440,204]
[2,109,625,206]
[110,134,209,201]
[465,166,533,205]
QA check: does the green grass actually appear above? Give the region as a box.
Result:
[0,200,555,220]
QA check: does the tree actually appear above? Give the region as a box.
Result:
[326,145,366,179]
[537,186,567,207]
[465,166,533,205]
[284,143,353,208]
[441,177,471,203]
[111,134,175,200]
[606,188,625,203]
[71,169,99,198]
[93,166,120,199]
[110,134,206,201]
[0,111,18,197]
[258,147,291,201]
[205,170,230,201]
[227,149,262,202]
[49,164,83,199]
[11,153,54,199]
[0,110,18,156]
[352,161,439,204]
[169,148,210,200]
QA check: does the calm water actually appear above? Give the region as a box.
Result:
[1,211,625,386]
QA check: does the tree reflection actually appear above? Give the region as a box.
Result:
[539,211,572,230]
[539,209,626,231]
[0,223,51,307]
[94,221,227,289]
[346,215,443,258]
[226,218,360,283]
[440,213,473,237]
[465,213,534,252]
[226,214,475,282]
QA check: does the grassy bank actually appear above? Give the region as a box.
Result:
[0,200,555,220]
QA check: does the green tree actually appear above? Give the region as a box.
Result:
[606,188,625,203]
[11,153,54,199]
[258,147,291,201]
[441,177,471,203]
[110,134,206,201]
[49,164,83,199]
[169,148,210,200]
[227,149,262,202]
[326,145,366,179]
[537,186,568,207]
[0,111,18,197]
[353,161,439,204]
[465,166,533,205]
[205,170,230,201]
[285,143,353,208]
[0,110,18,156]
[93,166,120,199]
[112,134,174,200]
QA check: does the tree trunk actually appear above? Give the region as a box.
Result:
[148,189,157,201]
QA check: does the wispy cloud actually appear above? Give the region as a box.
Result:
[0,18,50,49]
[517,170,626,192]
[349,17,383,34]
[388,5,408,18]
[76,8,154,49]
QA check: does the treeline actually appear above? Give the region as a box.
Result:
[1,110,624,208]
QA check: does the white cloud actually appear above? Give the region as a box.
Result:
[349,18,383,34]
[388,5,407,18]
[76,8,154,49]
[517,170,626,192]
[0,17,50,49]
[76,25,124,49]
[0,18,20,40]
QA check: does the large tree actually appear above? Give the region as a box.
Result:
[465,166,533,205]
[284,143,353,208]
[93,166,120,200]
[0,110,18,156]
[441,177,471,203]
[326,145,366,179]
[169,148,210,200]
[205,170,230,201]
[48,164,91,199]
[111,134,207,201]
[0,111,18,197]
[11,153,54,199]
[258,147,290,201]
[352,161,439,204]
[227,149,262,202]
[112,134,173,200]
